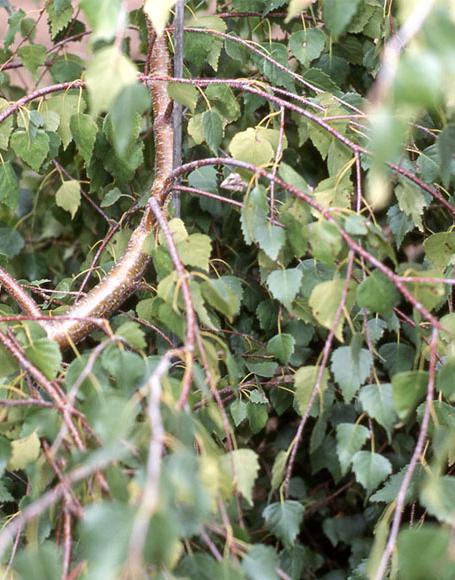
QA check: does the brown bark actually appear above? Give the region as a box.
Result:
[43,31,173,348]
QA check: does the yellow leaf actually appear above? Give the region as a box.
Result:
[286,0,317,22]
[8,431,40,471]
[144,0,177,36]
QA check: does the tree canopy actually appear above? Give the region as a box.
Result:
[0,1,455,578]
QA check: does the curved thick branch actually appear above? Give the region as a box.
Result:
[43,33,173,348]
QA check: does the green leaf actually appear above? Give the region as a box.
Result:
[229,127,275,167]
[80,501,134,580]
[14,542,62,580]
[110,84,150,156]
[81,0,123,42]
[424,232,455,269]
[70,113,98,165]
[351,451,392,495]
[242,544,280,580]
[0,437,12,477]
[438,124,455,187]
[395,181,428,232]
[221,449,259,505]
[86,46,138,115]
[202,109,224,153]
[267,333,295,365]
[397,526,455,580]
[331,346,373,402]
[308,221,342,265]
[359,384,397,436]
[336,423,370,476]
[168,82,199,113]
[322,0,362,39]
[356,271,401,316]
[0,480,14,503]
[263,501,305,547]
[116,321,146,350]
[379,342,416,376]
[289,29,325,68]
[392,371,428,421]
[371,466,423,504]
[144,0,177,36]
[201,276,243,321]
[55,180,81,219]
[437,358,455,401]
[0,227,24,258]
[294,365,329,415]
[245,360,278,378]
[256,224,286,262]
[267,268,302,309]
[177,233,212,272]
[420,475,455,526]
[0,161,19,209]
[206,84,240,122]
[271,450,287,491]
[8,430,40,471]
[0,99,14,151]
[241,186,268,246]
[43,93,84,150]
[309,279,355,342]
[18,44,46,75]
[189,166,218,193]
[10,130,49,172]
[47,2,73,38]
[26,338,62,380]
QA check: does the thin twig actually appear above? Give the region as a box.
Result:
[127,352,174,572]
[148,199,195,409]
[374,327,439,579]
[284,251,355,495]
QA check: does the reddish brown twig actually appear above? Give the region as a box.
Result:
[148,198,196,410]
[374,327,439,579]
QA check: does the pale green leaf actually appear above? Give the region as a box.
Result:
[26,338,62,380]
[221,449,259,505]
[86,46,138,115]
[7,431,40,471]
[168,83,199,113]
[229,127,274,167]
[267,268,302,309]
[43,93,85,150]
[392,371,428,421]
[81,0,123,42]
[336,423,370,475]
[242,544,279,580]
[359,383,397,436]
[294,365,329,415]
[177,233,212,272]
[116,321,146,350]
[309,279,356,341]
[70,113,98,165]
[331,346,373,402]
[351,451,392,494]
[201,276,243,321]
[55,180,81,219]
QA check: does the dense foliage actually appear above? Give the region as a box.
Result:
[0,0,455,578]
